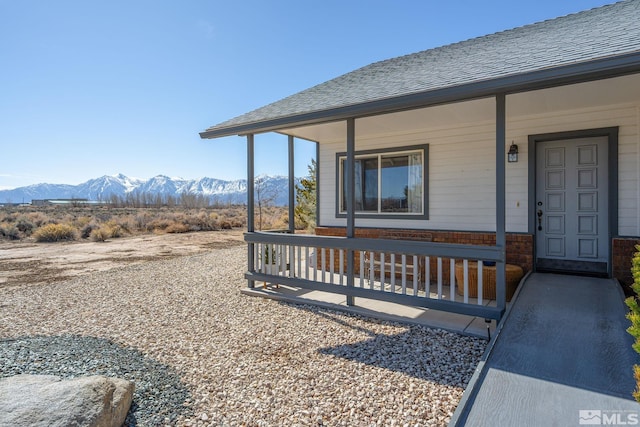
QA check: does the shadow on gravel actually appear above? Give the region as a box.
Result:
[303,308,486,388]
[0,335,193,426]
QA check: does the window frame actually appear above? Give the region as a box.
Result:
[335,144,429,220]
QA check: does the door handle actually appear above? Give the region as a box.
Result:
[537,209,543,231]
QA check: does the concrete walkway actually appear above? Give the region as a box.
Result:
[451,273,640,426]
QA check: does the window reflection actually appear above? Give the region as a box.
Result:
[340,149,423,215]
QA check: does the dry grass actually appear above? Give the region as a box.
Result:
[32,223,77,242]
[0,205,288,242]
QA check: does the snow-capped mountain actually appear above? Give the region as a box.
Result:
[74,174,144,200]
[0,174,294,205]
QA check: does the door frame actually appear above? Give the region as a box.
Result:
[528,127,619,277]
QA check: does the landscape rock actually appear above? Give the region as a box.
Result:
[0,374,134,427]
[0,246,487,425]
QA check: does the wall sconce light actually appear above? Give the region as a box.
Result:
[508,141,519,163]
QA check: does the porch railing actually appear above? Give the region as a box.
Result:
[245,232,505,320]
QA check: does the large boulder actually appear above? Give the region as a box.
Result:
[0,374,134,427]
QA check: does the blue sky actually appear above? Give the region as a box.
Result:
[0,0,615,189]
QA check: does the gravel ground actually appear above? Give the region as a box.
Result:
[0,245,487,426]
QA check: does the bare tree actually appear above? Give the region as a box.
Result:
[254,176,279,231]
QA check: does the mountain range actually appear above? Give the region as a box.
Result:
[0,173,293,205]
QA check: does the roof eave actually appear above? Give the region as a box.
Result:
[199,52,640,140]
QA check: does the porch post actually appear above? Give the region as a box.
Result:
[495,94,506,313]
[288,135,295,234]
[346,118,356,306]
[247,134,256,289]
[315,141,320,228]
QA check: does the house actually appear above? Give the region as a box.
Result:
[201,0,640,321]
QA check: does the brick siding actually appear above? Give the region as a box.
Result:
[613,238,640,290]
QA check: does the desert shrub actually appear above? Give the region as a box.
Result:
[73,216,93,229]
[0,205,250,240]
[147,218,172,232]
[115,217,135,234]
[626,246,640,402]
[229,216,244,228]
[273,212,290,230]
[80,221,98,239]
[2,213,17,223]
[60,213,77,225]
[95,212,112,222]
[0,224,20,240]
[258,209,288,230]
[185,210,219,231]
[90,227,110,242]
[165,221,190,233]
[134,212,151,232]
[103,220,125,238]
[33,223,77,242]
[166,212,192,228]
[25,211,51,227]
[109,224,124,237]
[189,212,206,231]
[15,217,35,236]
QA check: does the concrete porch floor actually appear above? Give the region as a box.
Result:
[242,279,506,338]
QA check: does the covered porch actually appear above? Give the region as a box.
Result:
[241,90,514,322]
[235,70,640,323]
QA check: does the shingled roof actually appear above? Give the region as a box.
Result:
[201,0,640,139]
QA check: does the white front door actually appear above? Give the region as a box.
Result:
[535,136,609,275]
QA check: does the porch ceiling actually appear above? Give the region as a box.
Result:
[279,73,640,143]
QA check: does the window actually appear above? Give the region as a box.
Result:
[337,145,428,218]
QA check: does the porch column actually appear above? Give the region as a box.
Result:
[496,94,506,313]
[288,135,295,234]
[315,141,320,226]
[247,134,255,289]
[346,118,356,306]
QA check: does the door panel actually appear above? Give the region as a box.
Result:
[536,137,608,275]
